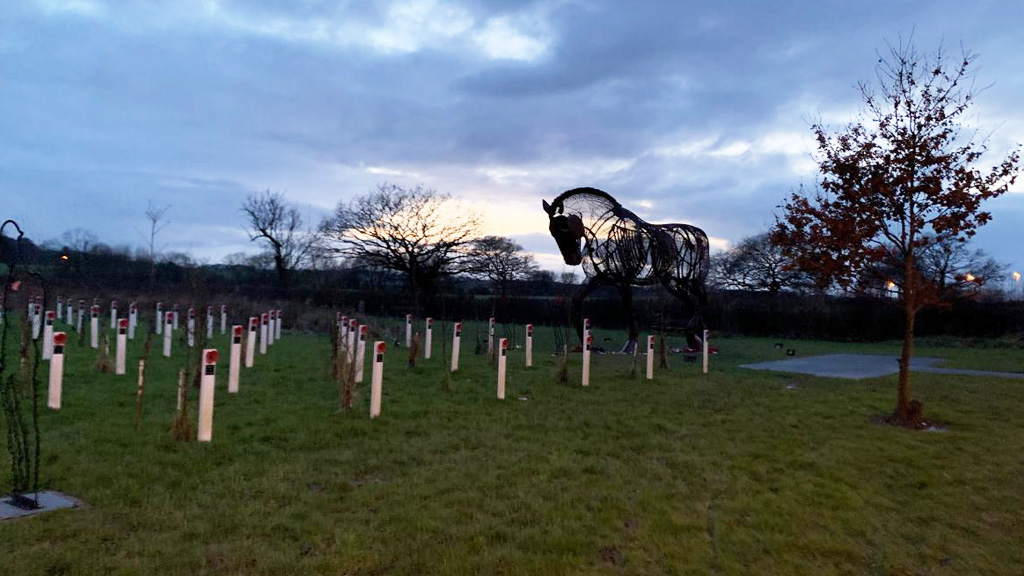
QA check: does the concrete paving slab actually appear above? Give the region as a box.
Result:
[1,491,82,521]
[740,353,1024,380]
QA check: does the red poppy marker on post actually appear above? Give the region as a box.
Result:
[355,324,368,383]
[43,310,55,360]
[89,305,100,349]
[229,325,243,393]
[163,311,174,357]
[370,341,385,419]
[451,322,462,372]
[525,324,534,367]
[48,332,67,410]
[582,332,593,387]
[197,349,219,442]
[116,318,129,375]
[245,317,258,367]
[424,318,433,360]
[497,337,509,400]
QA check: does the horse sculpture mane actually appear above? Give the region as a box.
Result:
[543,187,710,351]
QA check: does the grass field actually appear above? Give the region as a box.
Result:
[1,320,1023,575]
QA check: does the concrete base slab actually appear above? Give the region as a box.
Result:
[741,353,1024,380]
[1,491,82,521]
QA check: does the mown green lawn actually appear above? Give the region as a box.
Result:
[1,320,1023,575]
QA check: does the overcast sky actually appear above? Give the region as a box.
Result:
[2,0,1022,285]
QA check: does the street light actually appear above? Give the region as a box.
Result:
[965,273,975,282]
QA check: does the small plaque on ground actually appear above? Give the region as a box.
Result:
[1,491,82,521]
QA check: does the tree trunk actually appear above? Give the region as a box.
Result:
[894,256,922,427]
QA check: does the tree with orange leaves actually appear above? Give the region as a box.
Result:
[773,39,1019,427]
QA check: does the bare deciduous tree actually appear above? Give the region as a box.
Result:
[466,235,538,298]
[320,183,481,312]
[142,201,170,289]
[710,232,812,295]
[241,190,315,291]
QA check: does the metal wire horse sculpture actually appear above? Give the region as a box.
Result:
[542,187,710,353]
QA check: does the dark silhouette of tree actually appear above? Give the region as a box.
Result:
[141,201,170,289]
[858,235,1005,298]
[466,235,538,298]
[320,183,481,313]
[710,232,812,295]
[773,39,1019,426]
[241,190,314,291]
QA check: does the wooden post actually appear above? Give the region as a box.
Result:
[702,329,709,374]
[245,317,257,367]
[525,323,533,367]
[355,324,368,383]
[89,304,100,349]
[163,311,174,357]
[197,349,218,442]
[646,335,655,380]
[451,322,462,372]
[42,310,55,360]
[370,341,385,419]
[497,337,508,399]
[229,325,242,393]
[582,331,592,387]
[424,317,433,360]
[115,318,128,375]
[47,332,66,410]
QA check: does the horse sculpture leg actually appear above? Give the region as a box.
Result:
[661,278,707,349]
[571,277,604,346]
[618,284,639,355]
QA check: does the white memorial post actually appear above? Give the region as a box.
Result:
[487,317,495,357]
[220,304,227,335]
[336,312,344,340]
[259,313,268,355]
[266,310,275,347]
[348,318,357,359]
[27,296,34,316]
[245,317,257,368]
[355,324,368,383]
[275,309,282,340]
[370,341,385,419]
[42,310,55,360]
[451,322,462,372]
[89,305,100,349]
[646,335,655,380]
[31,302,41,340]
[155,302,163,335]
[47,332,67,410]
[56,299,63,324]
[187,307,196,348]
[525,324,534,367]
[424,317,433,360]
[110,300,118,330]
[497,337,508,400]
[76,300,85,334]
[702,329,709,374]
[197,349,219,442]
[206,306,213,339]
[163,311,174,357]
[172,304,180,330]
[228,325,242,393]
[405,314,412,348]
[65,298,74,325]
[128,302,138,339]
[582,332,592,387]
[115,318,128,375]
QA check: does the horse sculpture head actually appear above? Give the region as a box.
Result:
[542,199,585,266]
